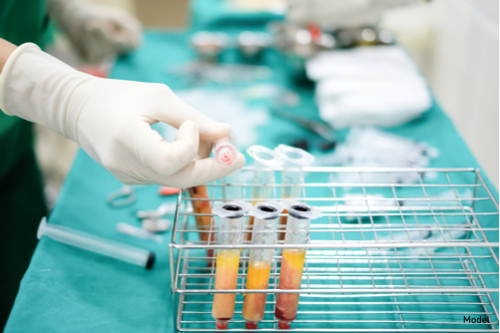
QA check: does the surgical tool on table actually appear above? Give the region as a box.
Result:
[271,107,337,145]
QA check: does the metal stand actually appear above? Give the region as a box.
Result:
[170,167,499,332]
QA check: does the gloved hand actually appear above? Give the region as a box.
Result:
[0,43,245,187]
[47,0,142,63]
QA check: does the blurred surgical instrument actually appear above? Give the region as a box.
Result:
[271,107,336,143]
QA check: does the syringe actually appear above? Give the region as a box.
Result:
[275,201,322,329]
[188,186,216,265]
[242,201,282,329]
[37,217,155,269]
[211,200,251,330]
[274,145,315,241]
[246,145,283,241]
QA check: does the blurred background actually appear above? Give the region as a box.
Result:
[37,0,498,209]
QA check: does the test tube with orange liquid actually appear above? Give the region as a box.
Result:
[188,186,216,264]
[274,145,315,242]
[246,146,283,242]
[211,200,251,329]
[187,135,240,264]
[275,201,322,329]
[242,201,282,329]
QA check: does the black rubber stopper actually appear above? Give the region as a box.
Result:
[289,204,311,219]
[259,205,277,213]
[258,204,279,220]
[223,204,242,211]
[146,251,156,270]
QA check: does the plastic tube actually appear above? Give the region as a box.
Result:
[221,170,243,201]
[246,146,283,241]
[188,186,216,265]
[211,201,252,329]
[275,145,315,241]
[214,135,238,166]
[242,201,282,329]
[37,217,155,269]
[275,201,322,329]
[216,134,242,200]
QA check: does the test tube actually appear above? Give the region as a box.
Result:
[221,171,243,201]
[211,200,252,329]
[242,201,282,329]
[188,186,216,264]
[275,145,315,242]
[214,135,238,166]
[246,145,283,241]
[275,201,322,329]
[215,134,243,200]
[37,217,155,269]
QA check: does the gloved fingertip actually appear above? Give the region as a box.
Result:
[218,122,231,133]
[177,120,199,146]
[179,119,199,133]
[230,153,246,170]
[208,122,231,137]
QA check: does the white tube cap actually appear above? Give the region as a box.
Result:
[213,200,252,219]
[249,201,284,220]
[281,200,323,220]
[247,145,284,168]
[275,144,315,166]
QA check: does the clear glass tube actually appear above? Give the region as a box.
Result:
[221,170,243,201]
[211,201,251,329]
[246,146,283,242]
[242,202,281,329]
[275,145,315,242]
[188,186,216,265]
[275,202,322,329]
[37,218,155,269]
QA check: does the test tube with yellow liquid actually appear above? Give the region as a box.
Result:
[246,146,283,242]
[274,145,315,242]
[211,201,251,329]
[242,201,282,329]
[275,201,322,329]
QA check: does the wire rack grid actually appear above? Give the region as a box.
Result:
[169,167,499,332]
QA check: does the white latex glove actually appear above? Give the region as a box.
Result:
[47,0,142,63]
[286,0,419,28]
[0,43,245,187]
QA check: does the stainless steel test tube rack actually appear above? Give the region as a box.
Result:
[169,167,499,332]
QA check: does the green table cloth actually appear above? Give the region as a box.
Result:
[5,6,498,332]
